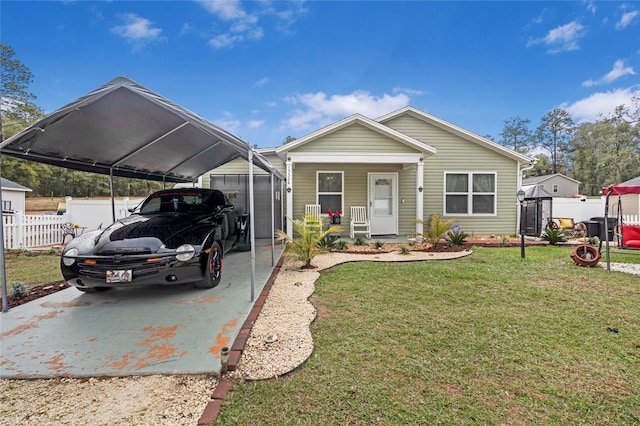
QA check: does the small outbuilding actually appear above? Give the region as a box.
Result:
[520,184,553,237]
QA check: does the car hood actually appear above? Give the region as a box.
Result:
[70,213,214,254]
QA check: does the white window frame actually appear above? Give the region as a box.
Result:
[316,171,344,215]
[552,184,559,193]
[444,171,497,216]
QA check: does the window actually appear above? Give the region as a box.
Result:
[552,184,558,193]
[317,171,343,214]
[445,172,496,215]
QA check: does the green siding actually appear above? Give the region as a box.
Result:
[384,115,519,235]
[292,124,418,154]
[291,163,419,236]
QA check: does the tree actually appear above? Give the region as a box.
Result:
[499,116,533,153]
[525,154,554,178]
[535,109,574,174]
[0,43,43,141]
[283,136,297,144]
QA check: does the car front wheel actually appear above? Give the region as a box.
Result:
[196,241,222,288]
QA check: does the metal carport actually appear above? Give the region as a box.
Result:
[0,76,283,312]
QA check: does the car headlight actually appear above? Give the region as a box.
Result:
[176,244,196,261]
[62,248,79,266]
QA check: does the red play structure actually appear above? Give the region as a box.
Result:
[601,183,640,271]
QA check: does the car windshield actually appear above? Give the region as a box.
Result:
[139,192,210,215]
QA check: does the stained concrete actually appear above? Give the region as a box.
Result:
[0,240,283,378]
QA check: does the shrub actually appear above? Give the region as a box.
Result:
[335,240,348,250]
[318,234,339,249]
[354,236,366,246]
[446,229,469,246]
[541,227,568,245]
[399,245,410,255]
[9,281,29,299]
[276,216,341,267]
[500,235,510,246]
[374,241,384,249]
[415,214,454,250]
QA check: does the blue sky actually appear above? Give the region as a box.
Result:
[3,1,639,148]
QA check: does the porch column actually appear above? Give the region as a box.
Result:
[286,159,293,238]
[416,159,424,238]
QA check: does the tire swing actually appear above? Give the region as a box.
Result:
[570,244,601,267]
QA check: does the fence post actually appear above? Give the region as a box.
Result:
[15,211,24,249]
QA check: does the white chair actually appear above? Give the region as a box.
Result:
[350,206,370,239]
[304,204,322,233]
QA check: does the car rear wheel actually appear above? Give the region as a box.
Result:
[196,241,222,288]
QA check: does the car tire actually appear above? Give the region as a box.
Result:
[196,241,222,288]
[76,286,111,293]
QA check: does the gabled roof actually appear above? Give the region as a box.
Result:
[0,76,282,182]
[522,173,581,186]
[522,184,553,199]
[621,175,640,186]
[274,113,437,157]
[376,106,533,164]
[0,177,32,192]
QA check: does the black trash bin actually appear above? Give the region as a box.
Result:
[583,220,599,238]
[590,217,618,241]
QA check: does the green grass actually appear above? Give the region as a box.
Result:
[217,246,640,425]
[1,251,63,291]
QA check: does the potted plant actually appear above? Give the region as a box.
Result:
[570,244,601,267]
[327,208,342,225]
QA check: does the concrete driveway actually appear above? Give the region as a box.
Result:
[0,240,283,378]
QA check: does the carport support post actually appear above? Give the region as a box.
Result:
[1,155,8,312]
[248,149,256,302]
[109,168,116,223]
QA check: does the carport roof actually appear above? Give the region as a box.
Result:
[0,76,281,183]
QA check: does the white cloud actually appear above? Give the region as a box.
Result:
[196,0,304,49]
[197,0,247,20]
[111,14,164,48]
[255,77,270,87]
[527,20,585,53]
[561,86,640,123]
[582,59,636,86]
[248,120,265,129]
[281,90,410,131]
[616,9,639,30]
[585,1,597,15]
[393,87,426,96]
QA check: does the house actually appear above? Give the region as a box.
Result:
[204,106,533,238]
[1,177,32,213]
[522,173,581,198]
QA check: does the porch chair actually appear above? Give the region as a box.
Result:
[304,204,322,233]
[350,206,370,239]
[61,222,76,244]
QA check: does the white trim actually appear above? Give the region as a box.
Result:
[316,171,344,215]
[286,160,293,237]
[443,171,498,216]
[288,152,423,164]
[416,160,424,236]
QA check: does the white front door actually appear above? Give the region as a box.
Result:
[368,173,398,235]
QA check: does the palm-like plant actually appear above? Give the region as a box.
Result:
[415,214,455,249]
[276,216,341,268]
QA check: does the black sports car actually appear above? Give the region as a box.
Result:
[61,188,238,292]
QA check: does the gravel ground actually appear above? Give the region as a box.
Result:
[19,247,640,425]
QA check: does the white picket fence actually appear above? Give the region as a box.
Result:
[2,196,144,249]
[622,214,640,224]
[2,213,69,249]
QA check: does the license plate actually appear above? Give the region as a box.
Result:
[106,270,132,283]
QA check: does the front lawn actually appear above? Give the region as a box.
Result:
[218,246,640,425]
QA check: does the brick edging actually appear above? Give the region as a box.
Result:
[197,255,285,425]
